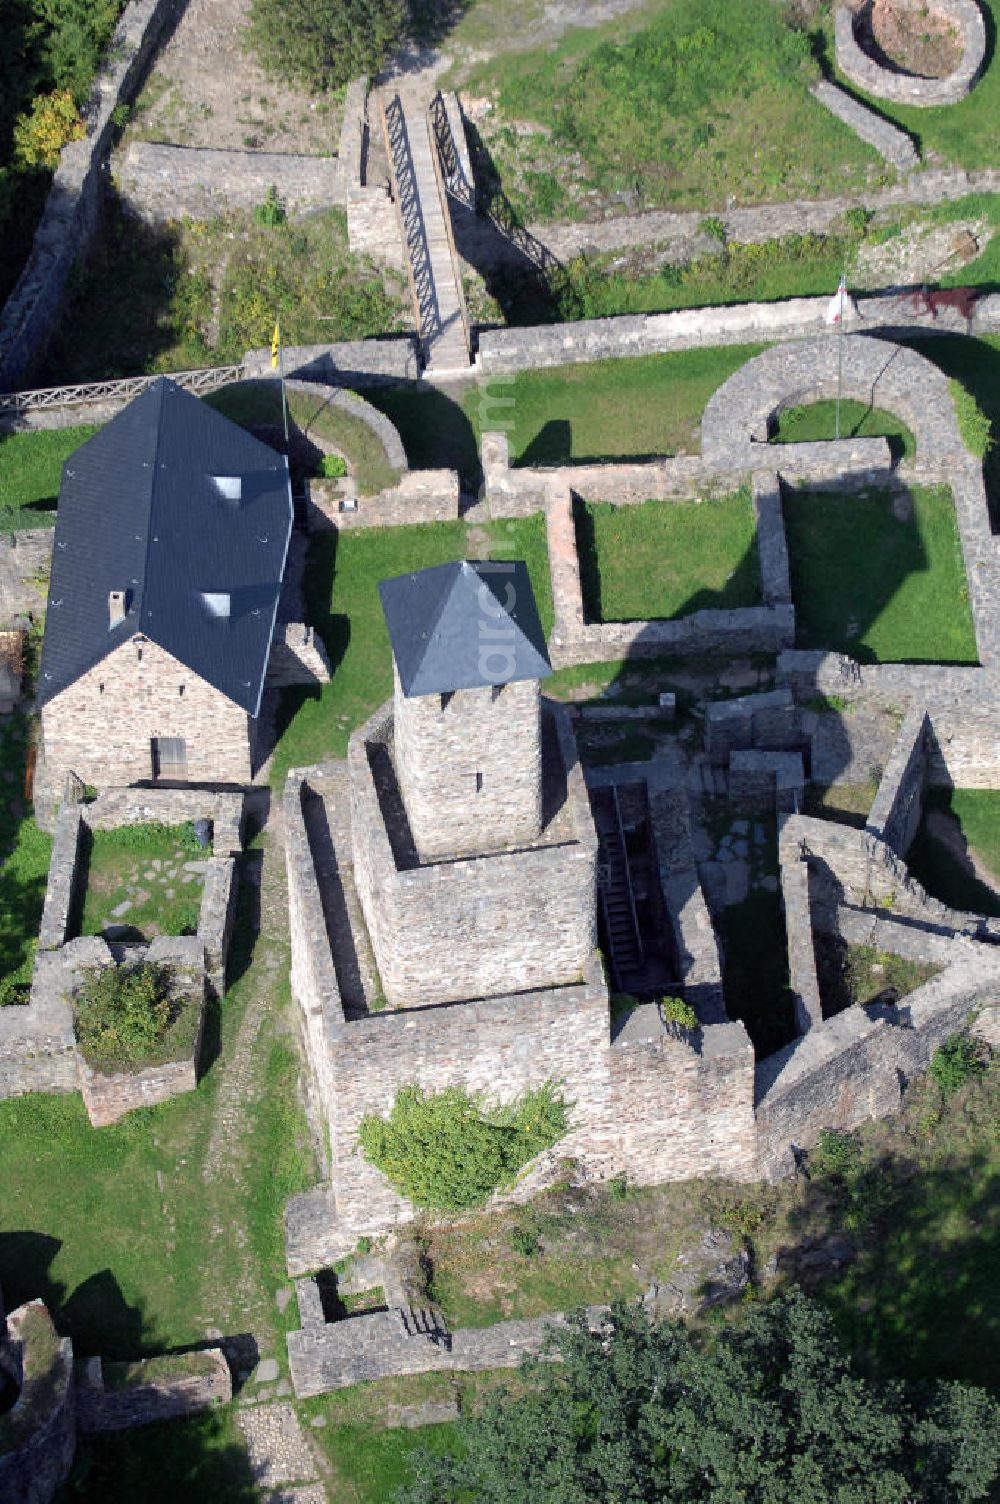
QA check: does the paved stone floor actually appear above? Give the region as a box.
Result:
[237,1401,324,1494]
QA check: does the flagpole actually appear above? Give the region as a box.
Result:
[835,271,845,441]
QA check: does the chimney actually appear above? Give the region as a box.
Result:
[108,590,127,629]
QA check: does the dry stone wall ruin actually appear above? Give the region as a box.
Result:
[835,0,987,106]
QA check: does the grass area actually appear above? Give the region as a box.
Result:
[907,788,1000,918]
[58,1410,259,1502]
[576,490,759,622]
[484,513,553,639]
[314,1418,462,1503]
[206,381,403,496]
[0,845,315,1363]
[464,0,879,220]
[824,0,1000,176]
[0,713,51,1005]
[903,335,1000,533]
[0,426,99,531]
[783,483,978,664]
[42,199,406,383]
[772,400,916,464]
[802,778,878,830]
[717,889,795,1056]
[814,937,941,1018]
[77,823,204,943]
[268,521,466,787]
[368,347,766,487]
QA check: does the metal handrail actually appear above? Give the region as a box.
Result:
[0,362,247,415]
[379,92,439,357]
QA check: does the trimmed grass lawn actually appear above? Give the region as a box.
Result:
[906,788,1000,918]
[206,381,402,497]
[783,483,978,664]
[368,347,766,483]
[576,491,759,622]
[0,426,99,530]
[313,1418,462,1503]
[268,521,466,787]
[0,713,51,1004]
[461,0,878,218]
[772,400,916,463]
[60,1410,258,1502]
[77,823,204,942]
[904,334,1000,532]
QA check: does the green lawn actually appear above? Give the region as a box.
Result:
[783,483,978,664]
[206,381,403,496]
[57,1410,258,1502]
[76,823,204,943]
[772,400,916,464]
[576,491,759,622]
[906,788,1000,918]
[0,426,99,530]
[485,513,553,639]
[825,0,1000,176]
[315,1418,462,1503]
[462,0,879,219]
[0,713,52,1005]
[269,521,467,787]
[903,335,1000,532]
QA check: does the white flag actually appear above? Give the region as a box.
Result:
[826,273,848,325]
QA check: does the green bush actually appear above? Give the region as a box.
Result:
[74,962,175,1069]
[809,1128,861,1179]
[930,1035,985,1099]
[358,1082,568,1212]
[660,996,698,1031]
[319,453,348,479]
[248,0,407,91]
[949,378,993,459]
[253,185,286,229]
[508,1224,540,1257]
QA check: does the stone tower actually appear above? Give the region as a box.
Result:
[379,559,552,861]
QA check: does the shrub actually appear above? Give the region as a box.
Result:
[701,215,728,245]
[949,379,993,460]
[319,453,348,479]
[809,1128,860,1179]
[930,1035,985,1098]
[508,1224,540,1257]
[74,962,174,1069]
[13,90,85,168]
[356,1235,371,1256]
[358,1082,568,1212]
[608,1172,629,1201]
[253,185,286,228]
[248,0,408,91]
[660,995,699,1031]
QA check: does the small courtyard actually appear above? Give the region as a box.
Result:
[75,822,208,943]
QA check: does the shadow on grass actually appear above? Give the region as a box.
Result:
[902,334,1000,534]
[60,1413,259,1502]
[905,788,1000,917]
[366,385,482,491]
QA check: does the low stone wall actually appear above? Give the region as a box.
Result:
[865,706,930,857]
[309,470,460,530]
[274,378,408,477]
[340,76,405,272]
[117,143,346,221]
[83,787,244,854]
[781,858,824,1034]
[752,473,792,607]
[809,79,919,169]
[0,1302,76,1504]
[37,806,82,949]
[705,688,797,763]
[288,1305,607,1398]
[0,0,175,390]
[243,338,419,387]
[76,1349,231,1432]
[756,944,1000,1178]
[835,1,987,107]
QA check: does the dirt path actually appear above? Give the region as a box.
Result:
[129,0,342,151]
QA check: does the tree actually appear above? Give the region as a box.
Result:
[398,1292,1000,1504]
[247,0,408,92]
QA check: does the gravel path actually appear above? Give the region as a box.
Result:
[238,1401,326,1498]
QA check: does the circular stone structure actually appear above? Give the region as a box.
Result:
[835,0,987,106]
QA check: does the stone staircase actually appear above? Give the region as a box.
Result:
[397,1305,451,1349]
[380,91,471,376]
[591,785,645,992]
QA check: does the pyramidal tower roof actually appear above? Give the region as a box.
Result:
[378,559,552,697]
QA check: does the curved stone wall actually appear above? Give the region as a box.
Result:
[0,1301,75,1504]
[835,1,987,106]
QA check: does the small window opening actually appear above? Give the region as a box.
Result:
[475,771,484,793]
[440,691,454,712]
[98,682,104,694]
[179,684,185,696]
[137,648,143,663]
[491,684,503,704]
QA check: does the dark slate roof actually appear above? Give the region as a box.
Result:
[38,378,292,716]
[379,559,551,697]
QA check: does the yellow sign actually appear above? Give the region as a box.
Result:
[270,320,280,369]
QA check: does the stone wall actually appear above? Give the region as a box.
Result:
[835,1,987,106]
[0,1302,76,1504]
[809,79,919,169]
[0,0,176,390]
[752,473,792,607]
[76,1349,231,1432]
[865,706,931,856]
[392,670,543,860]
[781,857,824,1034]
[117,144,345,221]
[340,76,405,272]
[705,688,798,764]
[243,338,419,387]
[309,470,460,530]
[41,638,255,791]
[280,378,408,477]
[349,701,598,1006]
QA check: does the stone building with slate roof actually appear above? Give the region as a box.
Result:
[38,378,292,790]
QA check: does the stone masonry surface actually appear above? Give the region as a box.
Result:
[76,1349,231,1432]
[0,0,175,390]
[809,79,919,169]
[0,1301,76,1504]
[835,1,987,106]
[117,144,345,221]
